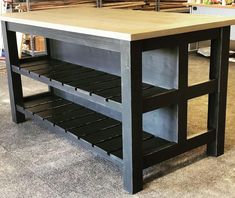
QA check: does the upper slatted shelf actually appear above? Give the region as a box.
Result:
[12,58,171,113]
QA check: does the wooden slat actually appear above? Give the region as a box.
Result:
[83,125,122,144]
[58,113,107,130]
[25,99,71,114]
[38,103,82,118]
[69,118,119,137]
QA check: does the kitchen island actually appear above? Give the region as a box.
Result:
[1,7,235,194]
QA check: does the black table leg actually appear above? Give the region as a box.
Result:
[121,40,143,194]
[207,26,230,156]
[1,21,25,123]
[177,43,188,143]
[45,38,54,94]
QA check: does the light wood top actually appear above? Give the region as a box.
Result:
[186,3,235,9]
[1,7,235,41]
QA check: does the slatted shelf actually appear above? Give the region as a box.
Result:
[12,58,174,113]
[16,93,174,167]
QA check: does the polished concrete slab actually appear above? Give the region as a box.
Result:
[0,54,234,197]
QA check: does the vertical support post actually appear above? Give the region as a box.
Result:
[156,0,160,11]
[207,26,230,156]
[30,35,35,57]
[121,40,143,194]
[26,0,30,11]
[46,38,53,94]
[46,38,51,57]
[96,0,102,7]
[177,43,188,142]
[1,21,25,123]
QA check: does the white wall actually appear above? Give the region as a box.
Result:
[191,6,235,40]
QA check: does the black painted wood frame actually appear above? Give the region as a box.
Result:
[1,20,230,194]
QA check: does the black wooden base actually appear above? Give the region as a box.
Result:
[2,19,230,194]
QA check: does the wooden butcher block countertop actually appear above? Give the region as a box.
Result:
[1,6,235,41]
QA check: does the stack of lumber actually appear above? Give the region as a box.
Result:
[14,0,96,11]
[151,0,188,11]
[102,1,147,9]
[101,0,188,11]
[13,0,188,12]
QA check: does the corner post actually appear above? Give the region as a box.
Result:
[207,26,230,156]
[177,43,188,142]
[1,21,25,123]
[121,40,143,194]
[45,38,53,94]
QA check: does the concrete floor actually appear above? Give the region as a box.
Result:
[0,54,234,198]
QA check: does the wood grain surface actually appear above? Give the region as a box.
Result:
[1,6,235,40]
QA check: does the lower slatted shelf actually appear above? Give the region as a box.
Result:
[17,93,174,167]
